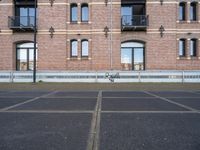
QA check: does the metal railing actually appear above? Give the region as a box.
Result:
[8,16,35,29]
[121,15,148,28]
[0,71,200,83]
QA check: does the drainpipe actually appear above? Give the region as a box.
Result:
[110,0,113,70]
[33,0,37,83]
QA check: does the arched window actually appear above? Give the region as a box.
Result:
[81,40,89,57]
[179,2,186,21]
[121,41,145,71]
[70,40,78,57]
[190,39,197,56]
[16,42,37,71]
[190,2,197,21]
[70,4,78,22]
[179,39,186,56]
[81,4,89,22]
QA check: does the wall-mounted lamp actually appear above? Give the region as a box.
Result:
[159,25,165,38]
[160,0,164,5]
[104,26,109,38]
[49,0,55,7]
[49,26,55,38]
[105,0,108,6]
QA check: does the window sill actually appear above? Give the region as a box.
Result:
[81,56,91,60]
[177,20,187,24]
[189,21,199,24]
[190,56,199,59]
[68,57,78,60]
[70,21,78,24]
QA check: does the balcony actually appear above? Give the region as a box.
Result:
[8,16,35,31]
[121,15,148,31]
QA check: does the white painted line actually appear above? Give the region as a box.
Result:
[102,111,199,114]
[102,96,200,99]
[103,97,154,99]
[0,91,57,112]
[0,110,93,114]
[42,96,98,99]
[144,91,199,112]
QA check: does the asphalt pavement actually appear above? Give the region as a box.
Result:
[0,90,200,150]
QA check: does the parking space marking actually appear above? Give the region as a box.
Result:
[102,111,199,114]
[87,90,102,150]
[0,91,57,112]
[103,97,154,99]
[42,96,97,99]
[103,96,200,99]
[0,110,93,114]
[144,91,199,112]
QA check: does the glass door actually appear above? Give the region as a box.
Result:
[121,48,132,71]
[121,5,133,25]
[133,48,144,70]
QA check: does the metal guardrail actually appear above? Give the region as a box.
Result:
[8,16,35,29]
[121,15,148,28]
[0,71,200,83]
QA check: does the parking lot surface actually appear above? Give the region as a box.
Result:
[0,90,200,150]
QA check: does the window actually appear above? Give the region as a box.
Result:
[179,2,186,21]
[179,39,186,56]
[190,39,197,56]
[70,40,78,57]
[81,40,89,57]
[81,4,89,22]
[15,1,35,27]
[190,2,197,21]
[16,42,37,71]
[70,4,78,22]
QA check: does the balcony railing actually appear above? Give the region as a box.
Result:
[121,15,148,31]
[8,16,35,31]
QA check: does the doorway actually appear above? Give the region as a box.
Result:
[121,42,145,71]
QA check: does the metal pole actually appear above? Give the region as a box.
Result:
[33,0,37,83]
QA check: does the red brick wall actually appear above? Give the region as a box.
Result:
[0,0,199,71]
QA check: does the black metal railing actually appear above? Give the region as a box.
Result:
[8,16,35,30]
[121,15,148,30]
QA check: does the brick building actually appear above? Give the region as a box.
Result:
[0,0,200,72]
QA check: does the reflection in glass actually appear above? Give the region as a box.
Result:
[179,39,185,56]
[179,3,186,21]
[134,48,144,71]
[16,43,37,71]
[121,48,132,70]
[81,40,89,56]
[190,3,197,21]
[81,5,89,22]
[71,4,78,22]
[71,40,78,57]
[121,6,132,25]
[190,39,197,56]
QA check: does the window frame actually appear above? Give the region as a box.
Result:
[81,39,89,57]
[190,39,197,57]
[16,42,37,71]
[70,39,78,57]
[179,39,186,57]
[190,2,197,21]
[179,2,186,21]
[70,3,78,23]
[81,3,89,22]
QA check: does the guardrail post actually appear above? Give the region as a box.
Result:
[182,71,185,83]
[139,71,141,83]
[95,71,98,83]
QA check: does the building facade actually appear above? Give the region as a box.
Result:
[0,0,200,72]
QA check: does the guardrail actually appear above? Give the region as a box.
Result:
[0,71,200,83]
[8,16,35,30]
